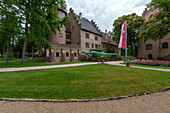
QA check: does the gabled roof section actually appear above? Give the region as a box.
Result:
[101,32,118,46]
[76,15,102,36]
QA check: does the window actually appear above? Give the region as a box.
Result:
[99,45,101,49]
[103,44,107,48]
[66,52,69,57]
[95,36,98,40]
[92,44,94,48]
[162,42,168,49]
[56,52,59,57]
[86,33,89,39]
[146,44,152,50]
[74,53,77,57]
[85,43,89,48]
[95,44,98,49]
[59,33,63,38]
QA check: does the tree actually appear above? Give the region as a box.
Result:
[0,0,20,64]
[139,0,170,41]
[111,13,144,56]
[12,0,70,64]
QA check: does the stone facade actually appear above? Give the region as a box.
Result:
[68,8,102,52]
[101,32,121,54]
[47,8,120,62]
[138,9,170,60]
[47,9,80,62]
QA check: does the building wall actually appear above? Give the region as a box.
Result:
[67,9,81,45]
[138,33,170,59]
[80,30,102,52]
[49,10,66,44]
[48,44,80,62]
[138,9,170,59]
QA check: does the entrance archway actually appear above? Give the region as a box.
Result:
[148,54,152,60]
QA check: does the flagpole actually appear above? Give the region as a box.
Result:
[125,21,127,66]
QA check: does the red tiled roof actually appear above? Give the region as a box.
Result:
[101,32,118,46]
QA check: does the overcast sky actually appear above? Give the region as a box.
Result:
[65,0,151,32]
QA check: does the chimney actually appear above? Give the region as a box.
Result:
[105,30,108,38]
[105,30,107,34]
[79,12,82,19]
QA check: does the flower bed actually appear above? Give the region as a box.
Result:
[131,60,170,67]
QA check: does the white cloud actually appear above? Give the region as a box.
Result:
[65,0,151,31]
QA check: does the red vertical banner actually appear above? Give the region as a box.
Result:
[121,21,127,48]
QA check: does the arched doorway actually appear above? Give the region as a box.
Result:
[148,54,152,60]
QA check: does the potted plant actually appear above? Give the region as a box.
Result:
[97,54,102,62]
[123,56,136,67]
[106,54,111,62]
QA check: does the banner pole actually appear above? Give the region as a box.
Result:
[125,21,127,66]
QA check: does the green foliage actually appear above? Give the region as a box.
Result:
[97,54,102,60]
[107,48,115,53]
[122,56,137,63]
[139,0,170,40]
[0,0,71,63]
[157,57,165,60]
[105,54,111,60]
[116,56,123,60]
[90,49,103,52]
[111,13,144,56]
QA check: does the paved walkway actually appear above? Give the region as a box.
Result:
[0,61,170,72]
[0,62,98,72]
[0,90,169,113]
[108,61,170,72]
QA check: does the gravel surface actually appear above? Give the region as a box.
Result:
[0,90,169,113]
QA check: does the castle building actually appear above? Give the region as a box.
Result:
[47,8,120,62]
[48,8,81,62]
[101,30,121,54]
[67,8,102,52]
[138,8,170,60]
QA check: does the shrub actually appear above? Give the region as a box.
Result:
[97,54,102,60]
[90,49,103,52]
[157,57,165,60]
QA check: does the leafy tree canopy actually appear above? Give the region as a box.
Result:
[111,13,144,56]
[139,0,170,41]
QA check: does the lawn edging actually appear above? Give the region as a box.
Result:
[0,87,169,103]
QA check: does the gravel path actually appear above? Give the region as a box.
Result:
[0,90,169,113]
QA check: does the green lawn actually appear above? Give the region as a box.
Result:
[0,64,169,99]
[130,63,170,69]
[0,58,90,68]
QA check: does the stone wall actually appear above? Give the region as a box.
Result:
[49,10,66,44]
[48,44,80,62]
[67,8,81,45]
[138,9,170,59]
[81,30,102,52]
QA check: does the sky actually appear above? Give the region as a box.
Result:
[65,0,151,32]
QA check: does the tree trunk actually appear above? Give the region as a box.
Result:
[6,39,9,64]
[44,47,47,58]
[32,45,34,59]
[39,40,42,57]
[159,39,161,57]
[2,43,5,60]
[22,20,28,64]
[130,43,135,57]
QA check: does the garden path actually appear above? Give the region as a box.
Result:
[0,61,170,72]
[108,61,170,72]
[0,90,169,113]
